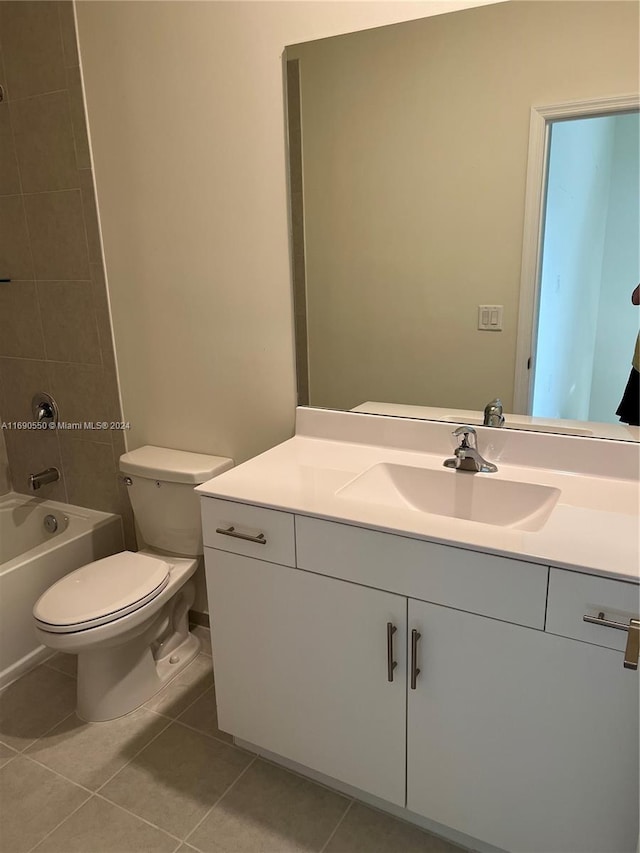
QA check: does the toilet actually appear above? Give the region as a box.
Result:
[33,446,233,722]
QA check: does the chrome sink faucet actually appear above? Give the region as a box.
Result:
[483,398,505,427]
[444,426,497,473]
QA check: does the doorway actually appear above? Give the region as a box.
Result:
[532,111,639,423]
[513,98,639,424]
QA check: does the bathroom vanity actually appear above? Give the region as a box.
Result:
[198,409,640,853]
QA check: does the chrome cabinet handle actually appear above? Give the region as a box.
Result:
[215,525,267,545]
[386,622,397,682]
[583,612,640,671]
[410,628,421,689]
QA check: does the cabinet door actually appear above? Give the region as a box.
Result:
[206,549,407,805]
[407,599,639,853]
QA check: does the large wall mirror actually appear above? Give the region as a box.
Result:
[285,1,640,441]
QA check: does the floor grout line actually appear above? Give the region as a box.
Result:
[18,747,189,848]
[0,656,75,697]
[149,679,216,726]
[92,714,175,795]
[21,751,96,796]
[92,791,185,844]
[319,798,354,853]
[5,709,77,755]
[182,754,258,847]
[24,791,93,853]
[3,658,464,853]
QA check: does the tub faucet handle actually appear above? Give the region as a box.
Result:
[36,402,53,422]
[31,392,58,426]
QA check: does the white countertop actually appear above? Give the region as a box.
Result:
[197,409,640,583]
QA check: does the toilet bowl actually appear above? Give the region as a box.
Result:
[32,446,233,722]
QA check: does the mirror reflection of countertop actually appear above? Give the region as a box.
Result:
[197,408,640,583]
[352,401,640,443]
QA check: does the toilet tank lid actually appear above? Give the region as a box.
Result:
[120,445,233,484]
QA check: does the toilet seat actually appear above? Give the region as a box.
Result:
[34,552,171,633]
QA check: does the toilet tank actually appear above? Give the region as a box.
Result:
[119,446,233,556]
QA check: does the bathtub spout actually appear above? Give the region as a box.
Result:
[29,467,60,491]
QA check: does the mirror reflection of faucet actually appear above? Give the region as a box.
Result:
[444,426,498,473]
[483,398,505,427]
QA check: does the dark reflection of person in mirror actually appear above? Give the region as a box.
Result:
[616,284,640,427]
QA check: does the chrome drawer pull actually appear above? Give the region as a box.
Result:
[583,613,640,671]
[216,525,267,545]
[583,612,632,632]
[386,622,397,682]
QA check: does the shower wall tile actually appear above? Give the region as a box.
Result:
[3,428,67,502]
[10,91,79,193]
[1,2,134,536]
[0,45,6,92]
[0,357,50,423]
[79,169,101,263]
[60,437,120,514]
[0,282,45,359]
[91,263,116,372]
[37,281,101,365]
[0,195,34,281]
[58,2,80,69]
[67,67,91,170]
[48,361,120,441]
[23,189,90,280]
[0,426,10,494]
[0,401,11,494]
[0,1,67,101]
[0,355,67,500]
[0,105,20,195]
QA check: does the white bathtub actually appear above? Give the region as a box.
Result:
[0,491,124,688]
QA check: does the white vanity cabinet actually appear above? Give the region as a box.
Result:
[202,497,639,853]
[202,501,407,806]
[407,598,639,853]
[206,549,407,805]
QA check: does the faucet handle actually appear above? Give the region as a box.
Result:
[453,425,477,447]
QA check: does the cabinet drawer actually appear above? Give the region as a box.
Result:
[546,568,640,652]
[201,497,295,566]
[296,516,548,629]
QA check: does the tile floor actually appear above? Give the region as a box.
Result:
[0,626,466,853]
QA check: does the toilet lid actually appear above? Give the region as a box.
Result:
[34,552,171,633]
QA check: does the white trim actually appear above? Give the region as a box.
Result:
[512,94,640,415]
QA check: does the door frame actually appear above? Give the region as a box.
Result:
[512,94,640,414]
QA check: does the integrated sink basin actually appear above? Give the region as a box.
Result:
[337,463,561,531]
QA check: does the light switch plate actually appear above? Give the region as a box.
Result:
[478,305,503,331]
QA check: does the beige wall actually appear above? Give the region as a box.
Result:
[75,0,497,464]
[0,1,133,545]
[289,1,639,413]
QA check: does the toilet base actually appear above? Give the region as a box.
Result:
[77,630,200,722]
